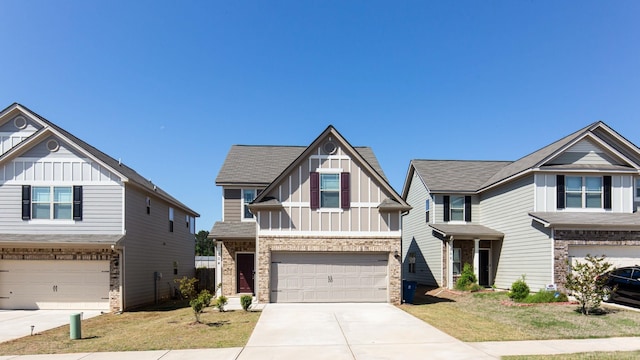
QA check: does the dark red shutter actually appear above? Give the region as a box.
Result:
[464,196,472,222]
[603,176,612,210]
[73,186,83,221]
[341,172,350,209]
[443,196,450,222]
[22,185,31,220]
[556,175,565,209]
[310,172,319,209]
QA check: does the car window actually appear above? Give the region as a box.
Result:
[632,270,640,280]
[615,268,634,278]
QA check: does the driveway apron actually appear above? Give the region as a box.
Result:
[0,310,103,343]
[239,303,495,360]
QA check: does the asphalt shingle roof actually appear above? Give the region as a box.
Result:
[411,160,511,193]
[209,221,256,239]
[529,212,640,229]
[429,223,504,240]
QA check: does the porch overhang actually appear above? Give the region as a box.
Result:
[248,197,284,211]
[208,221,256,240]
[429,223,504,240]
[529,212,640,230]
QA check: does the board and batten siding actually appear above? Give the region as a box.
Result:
[480,175,553,290]
[548,138,625,166]
[257,145,402,235]
[402,171,441,286]
[0,114,40,155]
[122,186,195,310]
[534,174,634,213]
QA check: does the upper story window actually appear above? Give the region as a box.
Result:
[242,189,256,219]
[33,186,72,219]
[450,196,465,221]
[310,172,350,210]
[425,199,430,223]
[566,176,602,209]
[169,207,174,232]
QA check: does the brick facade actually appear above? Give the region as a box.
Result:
[0,247,122,312]
[255,235,402,304]
[220,240,255,297]
[553,230,640,291]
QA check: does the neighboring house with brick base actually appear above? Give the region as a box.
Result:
[401,121,640,292]
[209,126,410,304]
[0,103,198,312]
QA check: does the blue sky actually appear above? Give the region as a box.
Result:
[1,1,639,232]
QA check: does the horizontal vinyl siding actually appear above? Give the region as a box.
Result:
[0,184,123,234]
[480,175,553,291]
[402,172,441,286]
[123,186,195,309]
[223,189,241,221]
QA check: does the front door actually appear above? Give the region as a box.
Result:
[237,253,255,294]
[479,249,490,287]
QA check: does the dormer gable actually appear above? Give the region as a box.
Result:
[544,134,636,169]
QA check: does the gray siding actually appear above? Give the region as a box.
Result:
[0,184,123,234]
[402,172,441,286]
[122,186,195,309]
[480,175,553,290]
[223,188,241,221]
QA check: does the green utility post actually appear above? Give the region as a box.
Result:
[70,313,82,340]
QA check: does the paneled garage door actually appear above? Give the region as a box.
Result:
[569,245,640,269]
[270,252,388,303]
[0,260,110,310]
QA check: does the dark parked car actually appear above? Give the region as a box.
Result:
[601,266,640,306]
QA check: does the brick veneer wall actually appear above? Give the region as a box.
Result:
[256,235,402,304]
[0,247,121,312]
[220,240,255,297]
[554,230,640,291]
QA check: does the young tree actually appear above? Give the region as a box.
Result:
[565,254,614,315]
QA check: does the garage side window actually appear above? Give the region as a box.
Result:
[22,185,82,220]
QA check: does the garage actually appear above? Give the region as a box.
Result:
[0,260,110,310]
[569,245,640,269]
[270,252,388,303]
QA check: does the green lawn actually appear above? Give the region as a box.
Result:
[0,301,261,355]
[400,288,640,342]
[504,351,640,360]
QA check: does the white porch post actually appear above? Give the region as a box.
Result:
[448,237,454,289]
[474,239,480,281]
[216,241,222,297]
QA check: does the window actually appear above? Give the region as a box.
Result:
[636,179,640,198]
[408,252,416,273]
[565,176,602,209]
[320,174,340,208]
[32,186,72,220]
[453,248,461,275]
[169,207,174,232]
[146,197,151,215]
[450,196,464,221]
[425,199,430,223]
[242,189,256,219]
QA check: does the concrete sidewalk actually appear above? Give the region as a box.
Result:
[469,337,640,357]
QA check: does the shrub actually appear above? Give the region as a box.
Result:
[565,254,613,315]
[455,263,479,291]
[189,290,213,323]
[508,275,530,302]
[240,295,253,311]
[199,289,213,307]
[214,295,228,312]
[523,290,568,304]
[174,276,198,300]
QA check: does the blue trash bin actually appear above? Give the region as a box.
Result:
[403,280,417,304]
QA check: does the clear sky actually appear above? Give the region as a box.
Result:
[1,1,639,232]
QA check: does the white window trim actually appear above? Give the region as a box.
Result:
[241,189,257,222]
[318,172,341,210]
[31,185,73,220]
[635,178,640,200]
[449,195,465,222]
[452,248,462,276]
[564,175,603,210]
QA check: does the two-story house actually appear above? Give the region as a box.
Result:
[0,103,199,312]
[209,126,411,304]
[402,121,640,292]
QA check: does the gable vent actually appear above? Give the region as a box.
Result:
[46,139,60,152]
[13,116,27,129]
[322,141,338,155]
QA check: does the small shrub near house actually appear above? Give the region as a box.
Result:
[522,290,568,304]
[508,275,530,301]
[455,263,482,291]
[240,295,253,311]
[215,295,229,312]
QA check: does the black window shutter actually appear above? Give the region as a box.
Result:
[310,172,319,209]
[73,186,83,220]
[22,185,31,220]
[341,172,350,209]
[443,195,450,222]
[465,196,472,222]
[603,176,612,210]
[556,175,565,209]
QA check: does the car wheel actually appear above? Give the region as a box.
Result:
[602,286,612,302]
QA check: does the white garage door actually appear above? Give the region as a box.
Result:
[569,245,640,269]
[0,260,110,310]
[270,252,388,303]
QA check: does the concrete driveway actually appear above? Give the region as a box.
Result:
[0,310,103,343]
[239,303,495,360]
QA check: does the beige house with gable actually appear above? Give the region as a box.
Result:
[210,125,410,304]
